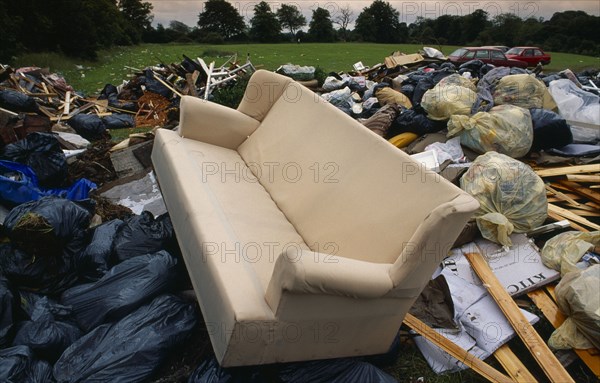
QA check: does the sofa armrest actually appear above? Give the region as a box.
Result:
[179,95,260,149]
[266,248,393,313]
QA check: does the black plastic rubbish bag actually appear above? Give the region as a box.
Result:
[529,108,573,151]
[0,89,39,113]
[458,60,494,78]
[279,358,398,383]
[3,196,93,259]
[0,345,54,383]
[13,292,81,362]
[0,160,96,207]
[98,84,137,112]
[67,114,106,140]
[188,357,267,383]
[140,69,173,98]
[0,278,18,348]
[387,108,447,138]
[102,114,135,130]
[61,251,178,332]
[1,132,67,188]
[19,292,74,322]
[78,219,124,281]
[112,211,175,262]
[0,244,77,295]
[53,294,197,383]
[12,319,82,362]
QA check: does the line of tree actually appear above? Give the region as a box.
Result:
[149,0,598,56]
[0,0,153,61]
[1,0,598,63]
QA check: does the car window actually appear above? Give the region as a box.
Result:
[534,49,543,56]
[464,51,476,59]
[475,50,489,59]
[491,51,505,60]
[506,48,524,55]
[524,49,534,56]
[450,48,467,57]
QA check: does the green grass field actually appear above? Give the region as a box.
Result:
[15,43,600,96]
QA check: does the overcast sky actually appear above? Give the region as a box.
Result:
[148,0,600,28]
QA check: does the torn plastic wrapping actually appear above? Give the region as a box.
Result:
[447,104,533,158]
[549,265,600,350]
[53,294,197,383]
[460,152,547,246]
[61,251,178,332]
[541,231,600,276]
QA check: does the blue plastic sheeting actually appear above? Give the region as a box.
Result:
[0,160,96,206]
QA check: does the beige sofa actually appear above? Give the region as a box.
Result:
[151,70,479,367]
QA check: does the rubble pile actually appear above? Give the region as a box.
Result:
[0,46,599,382]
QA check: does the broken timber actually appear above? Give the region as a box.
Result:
[464,252,575,383]
[403,313,513,383]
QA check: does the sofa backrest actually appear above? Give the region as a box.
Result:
[238,71,465,264]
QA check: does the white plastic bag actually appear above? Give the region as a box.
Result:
[549,79,600,142]
[425,137,464,164]
[460,152,547,246]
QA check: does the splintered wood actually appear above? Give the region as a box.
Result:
[537,164,600,231]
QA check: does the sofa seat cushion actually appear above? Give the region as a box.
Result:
[238,82,465,265]
[153,128,309,298]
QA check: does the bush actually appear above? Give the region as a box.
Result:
[211,75,250,109]
[195,32,224,45]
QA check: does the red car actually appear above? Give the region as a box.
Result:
[448,47,528,68]
[506,47,552,67]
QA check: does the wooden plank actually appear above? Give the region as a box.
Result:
[464,252,575,383]
[566,174,600,183]
[568,209,600,217]
[403,313,514,383]
[0,106,18,116]
[494,344,539,383]
[63,91,71,115]
[548,204,600,231]
[150,71,184,98]
[547,210,588,232]
[185,70,199,97]
[535,165,600,178]
[528,289,600,377]
[545,184,581,207]
[558,181,600,205]
[528,289,567,326]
